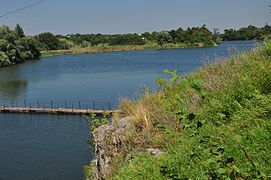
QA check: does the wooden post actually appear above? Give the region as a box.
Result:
[11,100,14,107]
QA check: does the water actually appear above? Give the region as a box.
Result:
[0,114,91,180]
[0,41,255,179]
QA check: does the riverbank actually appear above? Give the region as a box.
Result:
[41,41,217,57]
[86,42,271,179]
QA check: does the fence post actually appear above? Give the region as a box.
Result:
[92,101,95,110]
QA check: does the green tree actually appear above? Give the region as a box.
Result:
[156,31,173,47]
[0,25,40,67]
[36,32,61,50]
[14,24,25,38]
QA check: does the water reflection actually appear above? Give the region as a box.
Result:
[0,79,28,100]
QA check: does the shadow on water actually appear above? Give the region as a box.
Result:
[0,79,28,100]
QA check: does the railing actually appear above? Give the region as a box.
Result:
[0,100,117,114]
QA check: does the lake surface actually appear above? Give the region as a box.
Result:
[0,41,255,180]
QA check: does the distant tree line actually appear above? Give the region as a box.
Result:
[31,25,217,51]
[0,24,40,67]
[1,24,270,67]
[32,24,271,52]
[222,25,271,41]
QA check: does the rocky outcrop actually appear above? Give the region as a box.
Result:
[92,116,135,179]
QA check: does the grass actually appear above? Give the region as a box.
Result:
[41,41,216,57]
[91,41,271,179]
[41,45,145,57]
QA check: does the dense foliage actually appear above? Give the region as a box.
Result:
[222,25,271,41]
[0,24,40,67]
[31,25,216,53]
[87,42,271,179]
[22,24,271,55]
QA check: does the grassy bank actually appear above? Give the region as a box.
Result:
[89,42,271,179]
[41,45,144,57]
[41,41,216,57]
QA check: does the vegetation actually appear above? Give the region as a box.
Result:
[2,24,269,59]
[37,24,271,57]
[0,24,40,67]
[222,25,271,41]
[36,25,217,56]
[87,41,271,179]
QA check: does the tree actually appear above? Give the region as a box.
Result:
[36,32,61,50]
[0,25,40,67]
[14,24,25,38]
[156,31,173,47]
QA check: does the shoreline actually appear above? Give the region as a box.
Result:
[87,42,271,179]
[41,42,217,57]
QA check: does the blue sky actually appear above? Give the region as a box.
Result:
[0,0,270,35]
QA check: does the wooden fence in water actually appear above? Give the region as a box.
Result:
[0,100,120,115]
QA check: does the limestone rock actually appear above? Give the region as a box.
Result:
[93,116,135,179]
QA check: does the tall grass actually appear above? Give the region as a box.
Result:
[105,42,271,179]
[41,45,145,57]
[41,41,214,57]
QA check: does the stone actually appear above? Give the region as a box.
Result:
[147,148,164,157]
[92,116,134,179]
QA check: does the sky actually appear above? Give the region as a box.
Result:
[0,0,270,35]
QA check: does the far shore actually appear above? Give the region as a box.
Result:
[41,42,217,57]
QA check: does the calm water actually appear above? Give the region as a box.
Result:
[0,41,255,180]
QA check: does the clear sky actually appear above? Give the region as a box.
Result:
[0,0,270,35]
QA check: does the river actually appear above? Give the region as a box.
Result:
[0,41,255,179]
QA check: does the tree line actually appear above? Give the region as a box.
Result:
[221,25,271,41]
[0,24,270,67]
[32,24,271,51]
[34,25,216,51]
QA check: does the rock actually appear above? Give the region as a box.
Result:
[147,148,164,157]
[92,117,135,179]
